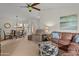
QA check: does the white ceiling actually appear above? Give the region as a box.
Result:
[41,3,79,10]
[0,3,40,20]
[0,3,79,20]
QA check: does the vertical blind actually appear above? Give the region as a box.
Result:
[60,15,77,30]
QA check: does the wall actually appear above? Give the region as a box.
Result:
[41,6,79,33]
[0,16,40,39]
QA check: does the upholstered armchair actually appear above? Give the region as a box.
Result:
[28,29,45,42]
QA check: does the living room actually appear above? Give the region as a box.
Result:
[0,3,79,56]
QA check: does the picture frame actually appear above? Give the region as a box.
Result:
[4,23,11,29]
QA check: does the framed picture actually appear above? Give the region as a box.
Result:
[4,23,11,29]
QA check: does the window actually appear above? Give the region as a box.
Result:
[60,15,77,30]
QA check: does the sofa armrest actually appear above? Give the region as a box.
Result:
[58,39,70,45]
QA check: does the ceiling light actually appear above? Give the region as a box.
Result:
[46,23,54,27]
[28,6,32,12]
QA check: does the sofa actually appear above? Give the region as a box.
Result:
[51,31,79,56]
[62,42,79,56]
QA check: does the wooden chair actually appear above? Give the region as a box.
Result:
[3,30,13,40]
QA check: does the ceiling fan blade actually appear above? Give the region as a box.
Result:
[18,6,27,8]
[31,3,40,6]
[26,3,30,6]
[32,6,40,11]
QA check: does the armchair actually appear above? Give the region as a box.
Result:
[28,29,45,42]
[3,30,13,40]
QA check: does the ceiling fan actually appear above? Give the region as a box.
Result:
[19,3,40,12]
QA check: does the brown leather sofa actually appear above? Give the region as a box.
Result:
[51,32,79,56]
[58,33,74,45]
[62,42,79,56]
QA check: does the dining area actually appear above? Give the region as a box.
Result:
[3,29,25,40]
[0,22,27,41]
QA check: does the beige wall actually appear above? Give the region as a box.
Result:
[0,16,40,39]
[41,6,79,33]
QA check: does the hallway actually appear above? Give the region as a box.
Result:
[1,37,39,56]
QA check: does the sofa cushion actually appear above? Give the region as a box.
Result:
[61,33,73,40]
[58,32,74,46]
[68,43,79,55]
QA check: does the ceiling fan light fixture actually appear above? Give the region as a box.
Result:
[28,7,32,12]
